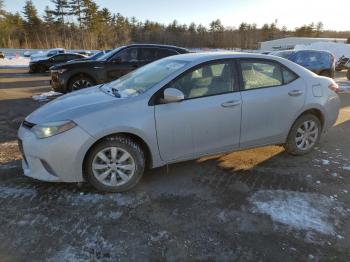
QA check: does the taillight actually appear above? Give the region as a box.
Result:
[328,83,339,93]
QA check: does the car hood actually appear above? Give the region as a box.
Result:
[26,86,117,124]
[51,60,105,70]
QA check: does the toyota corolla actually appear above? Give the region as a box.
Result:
[18,53,341,192]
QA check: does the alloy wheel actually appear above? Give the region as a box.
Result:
[92,147,136,187]
[72,79,92,90]
[295,120,319,151]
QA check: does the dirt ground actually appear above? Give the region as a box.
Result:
[0,68,350,261]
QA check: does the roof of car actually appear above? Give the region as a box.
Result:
[121,44,189,52]
[169,51,276,62]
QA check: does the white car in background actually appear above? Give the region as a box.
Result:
[30,48,65,61]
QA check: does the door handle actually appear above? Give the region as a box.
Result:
[288,90,304,96]
[221,100,241,108]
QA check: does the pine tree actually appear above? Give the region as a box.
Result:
[43,6,55,24]
[22,0,41,27]
[49,0,70,24]
[69,0,83,28]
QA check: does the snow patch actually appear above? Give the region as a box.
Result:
[342,166,350,171]
[0,186,37,198]
[32,91,62,102]
[321,159,330,165]
[0,57,30,68]
[250,190,336,235]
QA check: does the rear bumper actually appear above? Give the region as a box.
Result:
[323,94,341,133]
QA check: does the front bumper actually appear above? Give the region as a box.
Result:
[18,123,95,183]
[50,72,67,92]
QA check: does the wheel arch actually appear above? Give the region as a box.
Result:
[67,72,97,88]
[83,132,154,172]
[288,107,325,139]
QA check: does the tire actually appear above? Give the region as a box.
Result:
[84,136,145,192]
[347,70,350,80]
[284,114,321,156]
[68,75,94,92]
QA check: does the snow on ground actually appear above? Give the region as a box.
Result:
[294,42,350,60]
[250,190,339,235]
[0,57,30,68]
[32,91,63,102]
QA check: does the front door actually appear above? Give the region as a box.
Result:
[105,47,140,81]
[155,60,242,162]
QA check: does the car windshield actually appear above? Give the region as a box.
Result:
[101,58,189,98]
[96,47,123,61]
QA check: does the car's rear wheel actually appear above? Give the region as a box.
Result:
[68,75,94,92]
[84,136,145,192]
[284,114,321,155]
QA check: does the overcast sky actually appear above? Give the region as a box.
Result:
[4,0,350,31]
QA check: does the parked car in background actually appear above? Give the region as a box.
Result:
[29,53,87,73]
[30,48,65,60]
[0,52,4,59]
[19,52,340,192]
[335,55,350,71]
[270,50,335,78]
[72,50,112,62]
[50,44,190,93]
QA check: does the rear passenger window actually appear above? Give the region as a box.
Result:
[282,67,298,84]
[241,61,283,90]
[156,49,178,59]
[139,48,158,62]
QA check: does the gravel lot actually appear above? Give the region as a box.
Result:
[0,69,350,261]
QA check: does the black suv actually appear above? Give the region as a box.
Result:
[50,44,189,93]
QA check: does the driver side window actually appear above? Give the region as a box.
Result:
[169,62,234,99]
[112,48,138,62]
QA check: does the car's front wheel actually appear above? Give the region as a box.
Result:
[284,114,321,155]
[68,75,94,92]
[84,136,145,192]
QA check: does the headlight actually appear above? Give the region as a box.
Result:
[32,121,76,139]
[51,68,67,74]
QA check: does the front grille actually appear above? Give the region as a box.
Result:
[22,120,35,129]
[18,139,28,165]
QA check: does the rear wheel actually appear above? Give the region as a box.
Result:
[68,75,94,92]
[284,114,321,155]
[84,136,145,192]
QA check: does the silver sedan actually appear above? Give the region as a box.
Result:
[18,52,341,192]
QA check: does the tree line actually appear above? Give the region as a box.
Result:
[0,0,349,50]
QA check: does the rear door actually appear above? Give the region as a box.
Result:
[154,60,242,161]
[238,59,306,148]
[105,47,140,81]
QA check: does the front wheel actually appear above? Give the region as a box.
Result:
[347,69,350,80]
[84,136,145,192]
[284,114,321,155]
[68,75,94,92]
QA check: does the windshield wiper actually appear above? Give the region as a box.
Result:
[111,87,121,98]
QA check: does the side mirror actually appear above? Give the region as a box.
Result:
[163,88,184,103]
